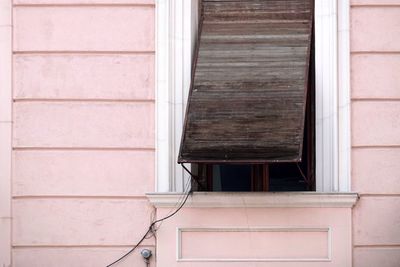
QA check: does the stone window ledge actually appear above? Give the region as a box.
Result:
[146,192,359,208]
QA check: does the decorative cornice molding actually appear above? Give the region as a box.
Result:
[146,192,359,208]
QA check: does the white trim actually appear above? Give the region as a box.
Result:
[315,0,351,192]
[155,0,170,192]
[147,192,359,208]
[176,227,331,262]
[315,0,338,192]
[338,0,351,192]
[155,0,198,192]
[155,0,352,193]
[0,0,12,264]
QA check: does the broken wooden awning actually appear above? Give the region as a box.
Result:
[178,0,313,163]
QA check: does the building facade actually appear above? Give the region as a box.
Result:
[0,0,399,266]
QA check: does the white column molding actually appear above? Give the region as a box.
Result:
[315,0,351,192]
[156,0,198,192]
[315,0,338,192]
[0,0,12,264]
[337,0,351,192]
[155,0,171,192]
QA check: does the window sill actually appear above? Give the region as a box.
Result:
[146,192,359,208]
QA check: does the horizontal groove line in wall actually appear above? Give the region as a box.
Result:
[13,51,155,55]
[13,147,155,151]
[351,51,400,55]
[12,195,149,200]
[352,145,400,149]
[354,244,400,248]
[12,244,155,249]
[351,4,400,8]
[358,194,400,198]
[351,98,400,102]
[352,146,400,149]
[14,99,155,103]
[13,3,155,8]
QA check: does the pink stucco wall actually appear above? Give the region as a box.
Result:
[350,0,400,266]
[11,0,156,266]
[3,0,400,266]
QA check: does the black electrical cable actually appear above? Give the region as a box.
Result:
[181,164,205,190]
[106,227,152,267]
[296,162,311,186]
[105,165,193,267]
[149,174,192,234]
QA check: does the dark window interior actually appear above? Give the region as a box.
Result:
[214,165,252,191]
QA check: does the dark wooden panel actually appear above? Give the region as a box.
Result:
[179,0,313,163]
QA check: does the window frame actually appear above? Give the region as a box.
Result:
[155,0,351,193]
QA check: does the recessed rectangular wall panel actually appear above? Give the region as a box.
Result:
[13,102,155,148]
[178,227,330,261]
[13,247,156,267]
[352,101,400,146]
[353,197,400,245]
[354,247,400,267]
[351,0,400,6]
[352,148,400,194]
[13,6,154,52]
[14,0,154,4]
[351,7,400,52]
[13,199,154,246]
[351,54,400,99]
[13,150,154,196]
[14,54,155,100]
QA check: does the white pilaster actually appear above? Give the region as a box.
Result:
[338,0,351,192]
[0,0,12,264]
[156,0,198,192]
[315,0,339,192]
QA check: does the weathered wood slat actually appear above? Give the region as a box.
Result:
[178,0,313,163]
